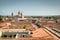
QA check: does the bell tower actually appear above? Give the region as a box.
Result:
[18,11,22,18]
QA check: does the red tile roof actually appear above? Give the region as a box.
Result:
[0,22,11,26]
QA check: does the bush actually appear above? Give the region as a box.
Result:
[23,25,28,30]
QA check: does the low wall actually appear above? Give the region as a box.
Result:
[0,37,58,40]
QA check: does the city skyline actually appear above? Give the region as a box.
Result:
[0,0,60,16]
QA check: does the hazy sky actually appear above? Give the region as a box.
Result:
[0,0,60,16]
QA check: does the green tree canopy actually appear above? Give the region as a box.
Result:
[0,17,2,22]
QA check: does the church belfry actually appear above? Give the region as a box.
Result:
[18,11,23,18]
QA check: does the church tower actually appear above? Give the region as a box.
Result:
[11,12,13,17]
[18,11,22,18]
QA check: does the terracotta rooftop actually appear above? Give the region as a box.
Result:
[32,28,52,38]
